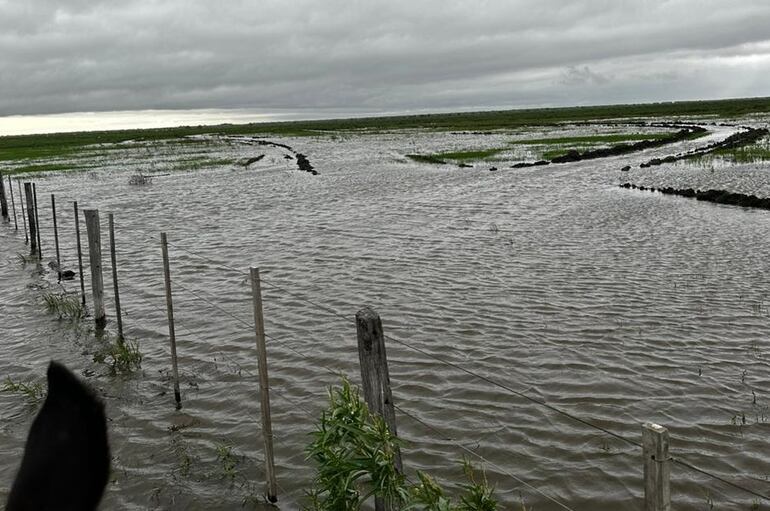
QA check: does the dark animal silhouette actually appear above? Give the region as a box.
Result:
[7,361,110,511]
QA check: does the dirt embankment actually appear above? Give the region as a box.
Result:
[619,182,770,211]
[235,137,318,175]
[511,124,707,169]
[551,125,707,164]
[638,127,768,168]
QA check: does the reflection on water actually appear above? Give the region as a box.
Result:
[1,122,769,510]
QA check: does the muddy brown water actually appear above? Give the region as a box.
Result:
[1,122,769,510]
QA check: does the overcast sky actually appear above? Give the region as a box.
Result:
[1,0,769,132]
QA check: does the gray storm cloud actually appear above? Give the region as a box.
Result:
[0,0,769,117]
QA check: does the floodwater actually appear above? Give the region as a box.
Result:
[1,120,770,510]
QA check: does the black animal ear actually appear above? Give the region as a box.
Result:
[6,361,110,511]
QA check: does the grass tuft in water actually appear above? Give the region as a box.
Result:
[93,338,143,374]
[2,377,45,404]
[41,291,84,320]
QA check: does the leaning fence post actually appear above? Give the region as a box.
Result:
[643,423,671,511]
[108,213,124,341]
[23,183,37,255]
[356,308,403,488]
[83,209,106,329]
[160,232,182,408]
[32,183,41,259]
[19,181,28,244]
[249,267,278,503]
[74,202,86,307]
[51,194,62,281]
[0,170,8,220]
[8,175,18,231]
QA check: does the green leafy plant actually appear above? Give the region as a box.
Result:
[215,442,241,483]
[307,378,497,511]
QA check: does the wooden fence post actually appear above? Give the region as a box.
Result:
[8,175,18,231]
[32,183,41,259]
[19,181,28,244]
[108,213,124,341]
[83,209,106,329]
[51,194,62,281]
[160,232,182,408]
[74,202,86,307]
[356,307,402,511]
[249,267,278,503]
[643,423,671,511]
[23,183,37,255]
[0,170,8,220]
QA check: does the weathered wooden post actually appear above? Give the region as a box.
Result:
[356,307,402,511]
[160,232,182,408]
[0,170,8,220]
[23,183,37,255]
[643,423,671,511]
[249,267,278,503]
[74,202,86,307]
[8,175,18,231]
[108,213,124,341]
[51,194,62,281]
[83,209,106,329]
[18,181,28,244]
[32,183,41,259]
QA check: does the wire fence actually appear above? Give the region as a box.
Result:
[2,177,770,510]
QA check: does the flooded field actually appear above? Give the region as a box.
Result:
[2,118,770,510]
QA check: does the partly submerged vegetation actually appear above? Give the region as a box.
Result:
[407,127,710,165]
[2,96,770,165]
[306,378,498,511]
[93,337,143,374]
[41,291,85,320]
[2,377,46,404]
[707,135,770,163]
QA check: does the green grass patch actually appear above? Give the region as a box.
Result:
[709,137,770,162]
[10,162,93,174]
[509,133,669,145]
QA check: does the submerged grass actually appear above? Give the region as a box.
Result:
[42,291,85,320]
[2,377,45,404]
[3,96,769,166]
[708,137,770,162]
[93,338,143,374]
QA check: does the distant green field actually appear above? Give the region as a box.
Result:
[1,96,769,166]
